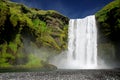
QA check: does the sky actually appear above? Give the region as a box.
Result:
[11,0,113,19]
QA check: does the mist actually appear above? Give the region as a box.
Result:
[49,51,68,69]
[49,50,120,69]
[16,38,57,67]
[49,42,120,69]
[48,15,120,69]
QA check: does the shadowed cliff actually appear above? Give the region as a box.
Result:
[96,0,120,66]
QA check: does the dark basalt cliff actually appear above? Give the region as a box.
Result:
[95,0,120,65]
[0,0,69,68]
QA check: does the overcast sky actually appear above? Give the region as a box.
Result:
[11,0,113,18]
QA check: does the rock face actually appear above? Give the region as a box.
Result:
[0,0,69,69]
[95,0,120,65]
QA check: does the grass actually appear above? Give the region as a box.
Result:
[0,0,68,69]
[24,54,43,68]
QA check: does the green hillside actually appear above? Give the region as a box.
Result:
[0,0,68,69]
[96,0,120,63]
[0,0,120,69]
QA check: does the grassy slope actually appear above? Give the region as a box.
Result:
[0,0,68,68]
[96,0,120,42]
[95,0,120,62]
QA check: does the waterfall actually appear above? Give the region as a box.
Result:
[49,15,97,69]
[67,15,97,69]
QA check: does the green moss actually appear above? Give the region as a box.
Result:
[95,0,120,40]
[0,43,15,67]
[8,42,17,53]
[0,59,12,68]
[33,18,40,27]
[0,0,69,69]
[10,14,19,27]
[96,0,120,60]
[37,35,61,50]
[32,18,48,33]
[15,34,21,44]
[0,1,10,27]
[10,7,21,15]
[0,43,7,57]
[96,0,120,22]
[39,20,48,32]
[25,54,43,68]
[8,34,21,53]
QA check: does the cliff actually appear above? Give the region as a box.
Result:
[1,0,120,69]
[0,0,69,69]
[95,0,120,65]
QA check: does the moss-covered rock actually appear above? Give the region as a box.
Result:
[95,0,120,62]
[0,0,69,69]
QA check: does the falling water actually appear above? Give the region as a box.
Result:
[67,15,97,69]
[49,15,97,69]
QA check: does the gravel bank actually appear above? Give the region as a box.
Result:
[0,69,120,80]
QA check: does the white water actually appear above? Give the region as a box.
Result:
[67,15,97,69]
[49,15,97,69]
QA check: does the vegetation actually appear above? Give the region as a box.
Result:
[96,0,120,61]
[0,0,68,69]
[96,0,120,41]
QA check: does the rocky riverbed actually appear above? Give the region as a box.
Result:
[0,69,120,80]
